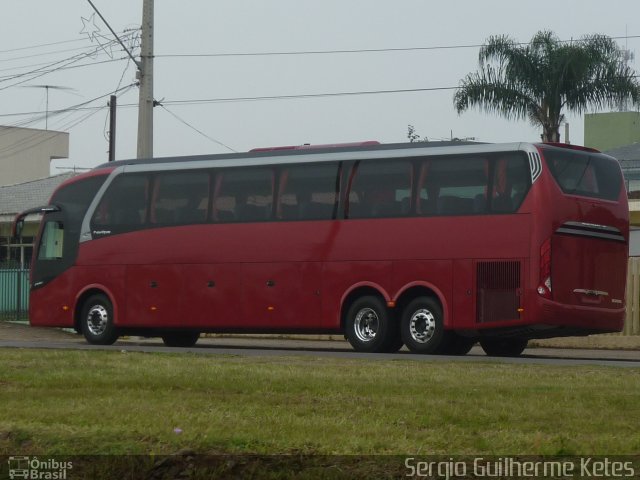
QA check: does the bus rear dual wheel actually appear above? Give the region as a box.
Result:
[400,297,474,355]
[344,295,474,355]
[345,296,403,353]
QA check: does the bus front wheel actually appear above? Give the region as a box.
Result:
[80,294,118,345]
[345,296,399,353]
[400,297,446,354]
[480,338,528,357]
[161,332,200,347]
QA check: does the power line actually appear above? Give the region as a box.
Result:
[0,37,89,55]
[162,87,458,106]
[0,86,458,121]
[0,83,137,135]
[0,84,137,159]
[158,104,236,152]
[0,30,138,61]
[156,35,640,59]
[0,41,119,90]
[0,43,113,64]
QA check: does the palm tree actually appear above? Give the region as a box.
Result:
[454,31,640,142]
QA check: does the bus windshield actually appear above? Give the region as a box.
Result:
[30,175,107,287]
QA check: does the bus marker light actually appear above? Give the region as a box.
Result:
[517,308,524,313]
[62,305,70,311]
[267,306,275,311]
[150,306,157,312]
[387,301,396,308]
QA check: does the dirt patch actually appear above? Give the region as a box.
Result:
[530,335,640,350]
[0,321,78,342]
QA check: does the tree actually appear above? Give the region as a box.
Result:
[454,31,640,142]
[407,124,428,142]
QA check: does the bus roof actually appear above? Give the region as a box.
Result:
[95,140,487,170]
[86,140,606,176]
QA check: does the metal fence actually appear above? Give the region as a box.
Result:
[0,266,29,322]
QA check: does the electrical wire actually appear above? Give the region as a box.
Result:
[161,87,458,106]
[158,104,236,152]
[0,84,137,158]
[156,35,640,59]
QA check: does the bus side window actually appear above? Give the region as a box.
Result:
[278,163,339,221]
[215,168,273,223]
[91,174,149,233]
[150,171,209,226]
[420,156,488,216]
[491,154,530,213]
[348,160,412,219]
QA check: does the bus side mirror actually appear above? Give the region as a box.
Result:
[11,205,60,238]
[15,219,24,238]
[12,217,24,239]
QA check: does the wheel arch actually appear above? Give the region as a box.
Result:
[74,284,119,332]
[339,282,390,331]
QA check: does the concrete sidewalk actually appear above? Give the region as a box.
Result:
[1,321,638,358]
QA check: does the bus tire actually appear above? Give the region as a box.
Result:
[345,296,396,353]
[400,297,446,354]
[161,331,200,347]
[480,338,528,357]
[80,294,118,345]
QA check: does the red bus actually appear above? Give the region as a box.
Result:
[14,141,628,356]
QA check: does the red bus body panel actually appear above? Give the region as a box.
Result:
[28,143,629,339]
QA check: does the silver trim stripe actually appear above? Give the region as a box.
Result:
[556,221,626,243]
[528,152,542,184]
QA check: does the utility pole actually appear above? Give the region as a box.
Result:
[86,0,155,159]
[137,0,154,159]
[108,95,116,162]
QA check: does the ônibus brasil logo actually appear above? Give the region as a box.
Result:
[7,456,72,479]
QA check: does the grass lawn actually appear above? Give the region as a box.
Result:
[0,349,638,457]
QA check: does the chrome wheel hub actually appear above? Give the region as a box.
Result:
[409,308,436,343]
[353,307,379,342]
[86,305,108,336]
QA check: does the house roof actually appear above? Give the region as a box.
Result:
[0,173,76,216]
[604,143,640,170]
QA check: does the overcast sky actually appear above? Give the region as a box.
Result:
[1,1,639,173]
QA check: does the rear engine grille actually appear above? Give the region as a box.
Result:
[476,260,522,323]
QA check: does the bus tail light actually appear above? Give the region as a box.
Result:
[538,237,552,298]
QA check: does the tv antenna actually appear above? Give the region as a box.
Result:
[22,84,80,130]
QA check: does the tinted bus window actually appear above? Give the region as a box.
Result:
[52,175,108,226]
[91,174,149,233]
[151,171,209,226]
[348,160,412,218]
[542,147,622,201]
[419,156,488,216]
[489,153,530,213]
[214,168,273,222]
[278,163,339,220]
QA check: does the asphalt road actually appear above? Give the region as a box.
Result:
[0,323,638,367]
